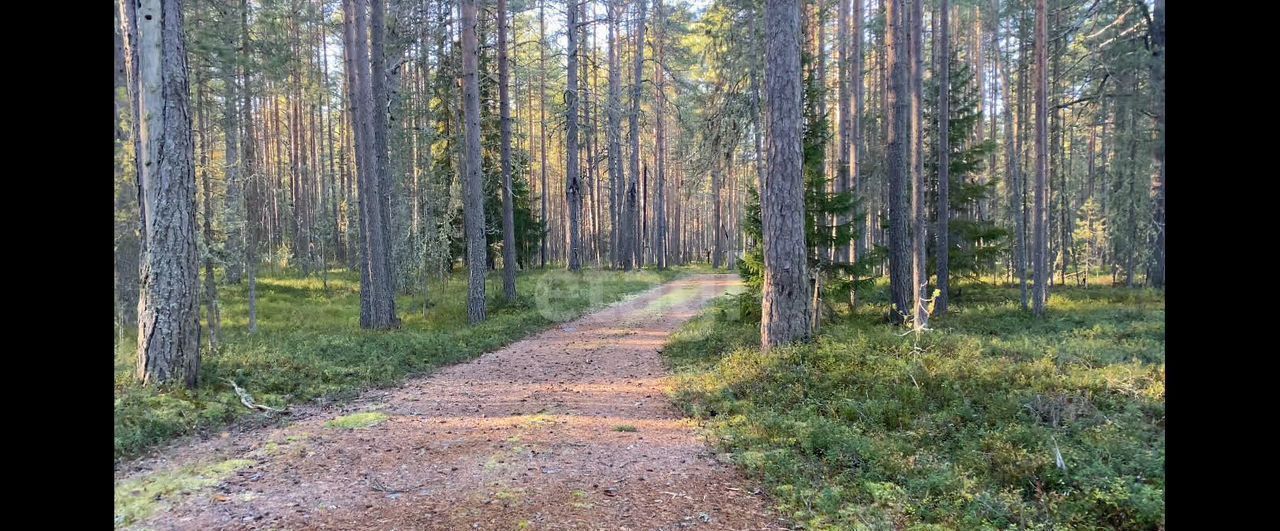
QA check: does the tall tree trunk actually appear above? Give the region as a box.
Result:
[121,0,201,388]
[1149,0,1164,288]
[1016,7,1030,306]
[909,0,927,329]
[346,0,397,329]
[935,0,951,316]
[607,0,624,269]
[761,0,811,349]
[539,1,549,267]
[711,148,723,269]
[242,0,259,334]
[838,0,852,266]
[197,79,221,353]
[371,0,396,297]
[999,13,1027,309]
[222,3,244,285]
[322,4,340,274]
[461,0,488,322]
[986,0,999,225]
[498,0,517,300]
[852,0,864,274]
[114,11,141,328]
[653,0,667,269]
[624,0,648,271]
[1032,0,1048,315]
[590,15,605,266]
[565,0,584,271]
[886,0,912,324]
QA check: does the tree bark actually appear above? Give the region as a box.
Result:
[852,0,864,274]
[761,0,812,349]
[711,147,723,269]
[222,2,244,284]
[1149,0,1164,288]
[607,0,624,269]
[121,0,202,388]
[539,1,549,267]
[345,0,398,329]
[909,0,927,329]
[837,0,852,266]
[935,0,950,316]
[197,78,221,352]
[886,0,912,324]
[624,0,648,271]
[654,0,667,269]
[461,0,488,322]
[241,0,259,334]
[115,11,141,328]
[499,0,517,299]
[565,0,584,272]
[371,0,395,297]
[1033,0,1048,315]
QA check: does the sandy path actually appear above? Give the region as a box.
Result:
[120,274,786,530]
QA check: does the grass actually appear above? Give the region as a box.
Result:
[663,278,1164,530]
[114,458,256,527]
[115,265,698,463]
[324,411,389,429]
[612,424,638,432]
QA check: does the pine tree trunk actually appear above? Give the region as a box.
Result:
[607,0,624,269]
[589,17,605,267]
[121,0,202,388]
[838,0,852,265]
[498,0,517,300]
[539,1,549,267]
[624,0,648,271]
[371,0,396,298]
[886,0,912,324]
[909,0,927,329]
[999,17,1027,309]
[223,6,244,285]
[197,79,221,353]
[461,0,488,322]
[1149,0,1165,288]
[241,0,259,334]
[565,0,584,272]
[346,0,397,329]
[711,151,723,269]
[114,12,141,328]
[761,0,812,349]
[852,0,864,274]
[1032,0,1048,315]
[654,0,668,269]
[986,0,999,225]
[935,0,951,316]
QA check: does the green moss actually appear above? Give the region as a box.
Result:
[612,424,638,432]
[325,411,389,430]
[114,458,255,528]
[664,280,1164,530]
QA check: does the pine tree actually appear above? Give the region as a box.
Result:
[925,58,1006,283]
[741,48,873,329]
[1072,197,1106,288]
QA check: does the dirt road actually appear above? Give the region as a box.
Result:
[117,274,785,530]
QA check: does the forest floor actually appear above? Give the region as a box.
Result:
[664,281,1165,528]
[115,274,788,530]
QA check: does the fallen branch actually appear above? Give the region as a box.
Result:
[223,378,287,413]
[366,474,423,494]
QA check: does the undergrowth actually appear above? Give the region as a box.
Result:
[664,280,1164,530]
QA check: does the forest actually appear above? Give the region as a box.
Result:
[115,0,1164,529]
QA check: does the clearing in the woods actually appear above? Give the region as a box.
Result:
[115,274,789,530]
